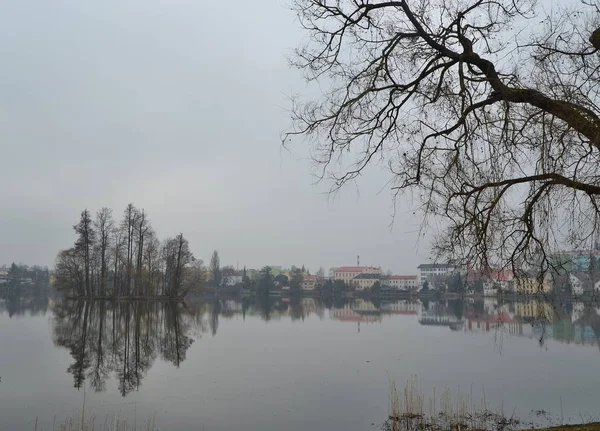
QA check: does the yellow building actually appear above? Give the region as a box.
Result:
[515,275,553,295]
[334,266,381,284]
[351,273,380,290]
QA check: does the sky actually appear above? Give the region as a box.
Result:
[0,0,430,273]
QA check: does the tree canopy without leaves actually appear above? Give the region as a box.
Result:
[55,205,201,298]
[286,0,600,275]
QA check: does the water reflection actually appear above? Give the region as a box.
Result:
[48,296,600,397]
[52,301,195,395]
[420,297,600,350]
[0,294,51,317]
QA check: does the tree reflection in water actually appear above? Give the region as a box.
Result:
[51,296,600,397]
[52,300,196,396]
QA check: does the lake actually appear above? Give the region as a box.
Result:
[1,295,599,431]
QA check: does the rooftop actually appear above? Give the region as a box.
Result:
[353,273,381,280]
[385,275,418,280]
[335,266,380,272]
[417,263,454,269]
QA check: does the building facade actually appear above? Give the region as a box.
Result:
[351,273,381,290]
[301,274,317,291]
[417,263,455,286]
[550,250,600,272]
[223,274,243,286]
[381,275,419,291]
[334,266,381,284]
[514,275,553,295]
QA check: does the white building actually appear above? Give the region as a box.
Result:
[481,270,514,296]
[223,274,243,286]
[417,263,455,286]
[569,273,586,296]
[301,274,317,291]
[381,275,418,291]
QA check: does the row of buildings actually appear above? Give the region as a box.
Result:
[0,270,34,286]
[416,262,560,296]
[332,266,419,291]
[221,248,600,295]
[219,265,420,292]
[417,256,600,297]
[330,250,600,295]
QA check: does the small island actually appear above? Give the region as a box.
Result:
[54,204,202,300]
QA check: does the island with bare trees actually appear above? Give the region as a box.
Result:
[53,204,204,299]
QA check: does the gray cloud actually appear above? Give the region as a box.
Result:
[0,0,428,273]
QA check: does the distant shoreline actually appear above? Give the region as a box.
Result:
[64,296,185,302]
[60,290,593,302]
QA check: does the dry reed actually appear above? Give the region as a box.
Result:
[386,376,519,431]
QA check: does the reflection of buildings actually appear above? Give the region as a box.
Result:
[224,300,243,313]
[418,313,463,327]
[515,275,553,295]
[300,297,318,314]
[549,319,600,346]
[464,310,522,335]
[508,299,600,348]
[551,305,600,347]
[328,300,420,323]
[380,300,419,315]
[418,301,464,328]
[330,299,382,323]
[514,300,554,322]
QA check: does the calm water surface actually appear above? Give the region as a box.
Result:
[1,296,599,430]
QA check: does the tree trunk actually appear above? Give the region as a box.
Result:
[590,28,600,50]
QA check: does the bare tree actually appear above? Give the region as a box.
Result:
[184,259,207,294]
[290,266,304,296]
[221,265,237,286]
[111,227,124,296]
[54,249,85,296]
[134,208,150,296]
[95,207,114,296]
[143,230,161,294]
[56,206,197,299]
[120,204,137,295]
[162,234,195,298]
[316,266,326,282]
[286,0,600,278]
[74,209,95,296]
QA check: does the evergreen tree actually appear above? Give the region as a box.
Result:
[209,250,221,287]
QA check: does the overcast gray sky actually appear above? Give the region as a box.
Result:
[0,0,429,273]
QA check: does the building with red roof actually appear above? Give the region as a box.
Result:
[334,266,381,284]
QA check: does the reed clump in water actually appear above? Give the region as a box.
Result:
[386,376,520,431]
[44,392,163,431]
[57,414,160,431]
